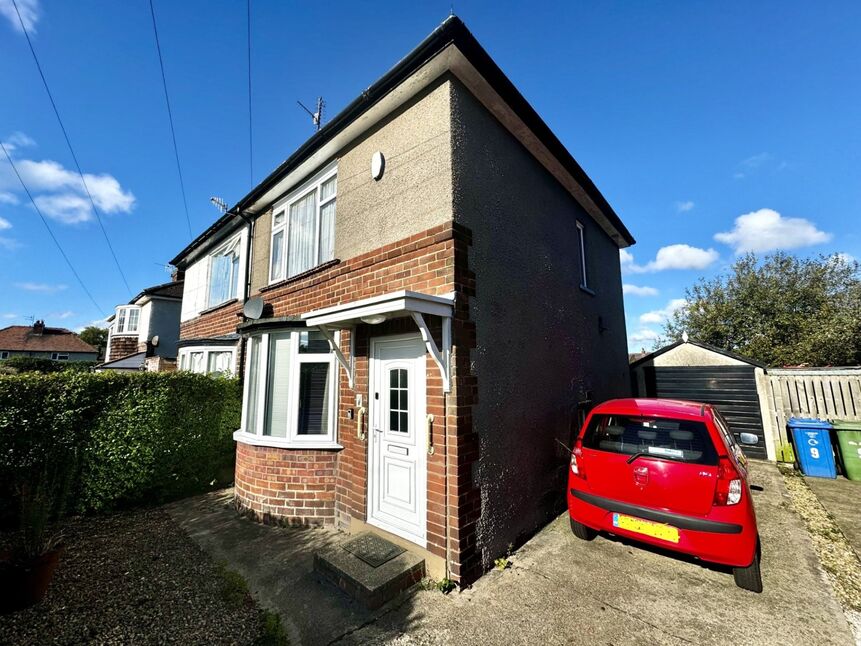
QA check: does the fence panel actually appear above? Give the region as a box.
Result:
[764,369,861,457]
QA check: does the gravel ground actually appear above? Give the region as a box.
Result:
[0,508,281,645]
[780,465,861,640]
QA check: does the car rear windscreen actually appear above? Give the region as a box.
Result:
[582,414,718,466]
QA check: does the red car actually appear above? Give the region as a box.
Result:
[567,398,762,592]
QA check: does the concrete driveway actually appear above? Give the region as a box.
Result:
[171,461,855,645]
[339,461,853,645]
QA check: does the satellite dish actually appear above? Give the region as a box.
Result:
[243,296,265,320]
[150,335,160,347]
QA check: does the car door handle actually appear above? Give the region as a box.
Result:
[633,466,649,485]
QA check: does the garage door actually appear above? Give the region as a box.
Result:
[643,365,767,460]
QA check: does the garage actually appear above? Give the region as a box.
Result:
[630,340,770,460]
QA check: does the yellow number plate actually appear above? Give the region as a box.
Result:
[612,513,680,543]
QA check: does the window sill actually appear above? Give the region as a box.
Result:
[199,298,239,316]
[261,259,341,293]
[111,332,139,337]
[579,285,596,296]
[233,430,342,451]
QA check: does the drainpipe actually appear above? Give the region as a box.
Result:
[236,210,255,379]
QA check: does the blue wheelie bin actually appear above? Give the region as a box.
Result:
[788,417,836,478]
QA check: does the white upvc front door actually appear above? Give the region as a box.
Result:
[367,334,427,546]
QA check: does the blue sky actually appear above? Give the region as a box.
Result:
[1,1,859,348]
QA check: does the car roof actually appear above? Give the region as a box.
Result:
[591,398,713,420]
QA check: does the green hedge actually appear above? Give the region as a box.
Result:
[0,371,240,520]
[0,356,98,374]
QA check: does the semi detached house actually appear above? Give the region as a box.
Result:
[171,17,634,584]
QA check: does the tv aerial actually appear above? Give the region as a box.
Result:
[210,196,229,214]
[297,97,325,131]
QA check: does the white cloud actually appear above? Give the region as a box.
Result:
[48,310,75,320]
[2,313,18,319]
[0,236,20,250]
[15,281,68,293]
[833,253,856,265]
[0,0,40,33]
[628,328,660,347]
[0,216,10,230]
[0,139,135,225]
[2,131,35,152]
[74,318,109,333]
[714,208,831,254]
[734,152,772,179]
[623,283,659,297]
[675,200,695,213]
[639,298,687,325]
[622,245,719,274]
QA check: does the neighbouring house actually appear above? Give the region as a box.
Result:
[629,339,773,460]
[99,280,184,372]
[0,321,98,362]
[169,16,634,584]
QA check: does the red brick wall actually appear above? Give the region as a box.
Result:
[196,221,482,582]
[107,336,139,362]
[234,442,336,526]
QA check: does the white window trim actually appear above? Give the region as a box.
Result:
[114,306,141,335]
[51,352,69,361]
[235,329,341,450]
[206,234,242,310]
[0,351,9,359]
[177,345,237,376]
[269,164,337,285]
[576,221,593,294]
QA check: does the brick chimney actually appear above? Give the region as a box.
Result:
[32,320,45,335]
[171,268,185,282]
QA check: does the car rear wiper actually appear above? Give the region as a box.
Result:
[626,451,687,465]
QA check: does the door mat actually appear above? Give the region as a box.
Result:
[342,532,406,568]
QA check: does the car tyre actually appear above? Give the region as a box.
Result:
[733,550,763,593]
[569,517,597,541]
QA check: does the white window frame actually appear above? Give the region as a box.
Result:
[576,221,591,292]
[177,346,237,376]
[0,351,9,359]
[236,329,340,449]
[269,164,337,284]
[114,306,140,335]
[206,234,242,309]
[51,352,69,361]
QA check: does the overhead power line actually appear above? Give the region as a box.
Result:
[11,0,132,296]
[247,0,253,187]
[148,0,194,239]
[1,141,105,316]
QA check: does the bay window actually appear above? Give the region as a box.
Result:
[239,329,338,447]
[178,346,236,376]
[115,306,140,334]
[208,236,241,308]
[270,167,337,283]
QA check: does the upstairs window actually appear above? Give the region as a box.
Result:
[576,221,590,292]
[208,236,241,308]
[270,168,337,283]
[115,306,140,334]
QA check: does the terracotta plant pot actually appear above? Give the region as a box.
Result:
[0,547,63,613]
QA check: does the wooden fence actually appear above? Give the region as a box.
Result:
[762,369,861,451]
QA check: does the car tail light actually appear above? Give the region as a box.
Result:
[570,443,586,479]
[714,457,742,506]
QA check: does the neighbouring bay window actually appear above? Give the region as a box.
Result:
[208,236,241,308]
[115,306,140,334]
[178,346,236,376]
[269,167,337,283]
[240,329,338,447]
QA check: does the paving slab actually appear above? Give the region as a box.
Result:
[168,462,854,646]
[806,476,861,561]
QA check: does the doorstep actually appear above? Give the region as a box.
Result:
[314,532,425,610]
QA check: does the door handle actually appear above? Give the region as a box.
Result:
[633,465,649,485]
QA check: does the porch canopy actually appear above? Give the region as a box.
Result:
[301,290,454,392]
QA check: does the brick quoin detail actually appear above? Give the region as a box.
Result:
[234,442,336,526]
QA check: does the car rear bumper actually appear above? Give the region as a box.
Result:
[568,488,757,568]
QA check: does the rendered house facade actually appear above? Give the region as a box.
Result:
[170,17,634,584]
[101,281,183,372]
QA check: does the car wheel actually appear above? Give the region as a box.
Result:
[733,550,763,593]
[569,517,597,541]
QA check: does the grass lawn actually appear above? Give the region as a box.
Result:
[0,507,287,645]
